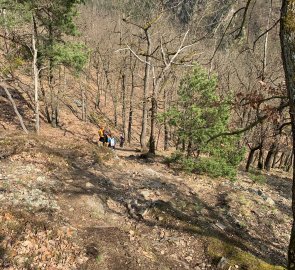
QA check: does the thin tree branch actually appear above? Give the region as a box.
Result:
[206,102,288,143]
[252,19,280,50]
[235,0,252,38]
[0,84,29,134]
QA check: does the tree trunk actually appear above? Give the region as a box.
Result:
[140,29,151,150]
[95,69,100,109]
[261,0,273,80]
[264,143,277,171]
[285,152,292,169]
[48,19,57,127]
[2,8,9,54]
[164,88,169,151]
[257,147,264,170]
[253,152,258,166]
[272,150,279,168]
[288,153,294,172]
[80,81,86,121]
[279,152,286,169]
[182,139,185,152]
[128,69,135,144]
[149,94,157,154]
[121,73,126,137]
[246,145,260,172]
[164,120,169,151]
[280,1,295,268]
[187,139,192,157]
[32,15,39,135]
[2,85,28,134]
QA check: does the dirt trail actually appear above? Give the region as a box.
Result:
[55,147,212,270]
[0,138,290,270]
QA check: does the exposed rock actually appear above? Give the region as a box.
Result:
[265,197,275,206]
[107,198,125,214]
[81,195,105,216]
[140,189,152,200]
[217,257,230,269]
[85,182,94,188]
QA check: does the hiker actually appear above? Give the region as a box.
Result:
[119,133,125,148]
[98,126,104,144]
[108,135,116,150]
[103,129,109,146]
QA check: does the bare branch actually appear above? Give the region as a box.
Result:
[235,0,253,39]
[206,102,288,144]
[252,19,279,50]
[115,46,151,67]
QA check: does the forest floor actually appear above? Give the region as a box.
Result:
[0,132,290,270]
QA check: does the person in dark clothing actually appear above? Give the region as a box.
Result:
[103,130,109,146]
[119,133,125,148]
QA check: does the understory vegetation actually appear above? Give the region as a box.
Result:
[0,0,295,269]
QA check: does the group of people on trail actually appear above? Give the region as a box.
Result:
[98,126,125,150]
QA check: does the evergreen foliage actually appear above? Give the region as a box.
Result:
[53,43,89,73]
[165,65,244,180]
[0,0,87,71]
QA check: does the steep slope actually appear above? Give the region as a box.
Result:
[0,132,289,270]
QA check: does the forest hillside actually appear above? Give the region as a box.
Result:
[0,0,294,269]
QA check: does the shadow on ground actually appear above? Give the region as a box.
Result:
[0,139,287,268]
[45,146,287,268]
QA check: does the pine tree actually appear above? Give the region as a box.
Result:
[165,65,244,180]
[0,0,88,130]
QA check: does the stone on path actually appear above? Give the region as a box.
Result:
[85,182,94,188]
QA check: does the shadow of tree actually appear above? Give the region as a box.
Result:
[266,173,292,200]
[34,145,287,267]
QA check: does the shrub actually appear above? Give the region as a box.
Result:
[248,169,267,184]
[194,157,237,181]
[164,150,183,165]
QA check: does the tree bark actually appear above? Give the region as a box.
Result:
[140,29,151,150]
[32,15,40,135]
[246,145,261,172]
[164,88,169,151]
[272,150,279,168]
[264,143,277,171]
[2,85,28,134]
[280,1,295,268]
[149,94,157,154]
[121,73,126,137]
[80,81,86,121]
[279,152,286,169]
[128,66,135,144]
[285,152,292,170]
[257,147,264,170]
[288,153,294,172]
[95,68,100,109]
[261,0,273,80]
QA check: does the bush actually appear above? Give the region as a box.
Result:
[194,157,237,181]
[181,157,197,172]
[165,151,239,181]
[248,169,266,184]
[164,151,183,165]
